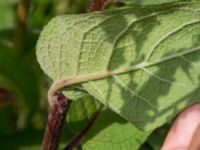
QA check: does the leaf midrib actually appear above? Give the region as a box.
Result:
[46,4,200,103]
[48,45,200,102]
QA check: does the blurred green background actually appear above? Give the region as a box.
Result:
[0,0,90,149]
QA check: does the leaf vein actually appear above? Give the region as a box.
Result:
[113,75,157,110]
[142,67,194,88]
[145,20,200,62]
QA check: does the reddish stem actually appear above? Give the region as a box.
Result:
[0,88,15,107]
[88,0,112,12]
[42,92,71,150]
[64,108,102,150]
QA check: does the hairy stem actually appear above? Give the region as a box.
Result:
[64,108,102,150]
[43,92,71,150]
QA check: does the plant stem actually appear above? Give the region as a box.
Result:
[64,108,102,150]
[88,0,124,12]
[88,0,112,12]
[14,0,31,50]
[42,92,71,150]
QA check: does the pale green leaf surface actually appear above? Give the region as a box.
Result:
[63,88,87,100]
[123,0,200,5]
[123,0,179,5]
[67,96,150,150]
[37,3,200,130]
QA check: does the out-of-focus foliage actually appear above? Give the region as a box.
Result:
[0,0,17,30]
[0,0,89,149]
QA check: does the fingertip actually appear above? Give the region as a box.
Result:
[161,103,200,150]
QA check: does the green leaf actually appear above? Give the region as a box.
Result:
[0,43,40,118]
[67,95,101,133]
[83,109,150,150]
[123,0,180,5]
[0,106,16,134]
[0,0,18,30]
[122,0,200,6]
[67,96,150,150]
[36,2,200,131]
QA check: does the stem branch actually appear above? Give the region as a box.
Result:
[64,108,102,150]
[42,92,71,150]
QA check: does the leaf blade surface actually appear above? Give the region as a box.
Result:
[37,2,200,130]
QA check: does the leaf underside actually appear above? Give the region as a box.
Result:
[37,2,200,131]
[123,0,180,5]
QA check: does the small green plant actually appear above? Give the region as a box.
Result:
[36,0,200,149]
